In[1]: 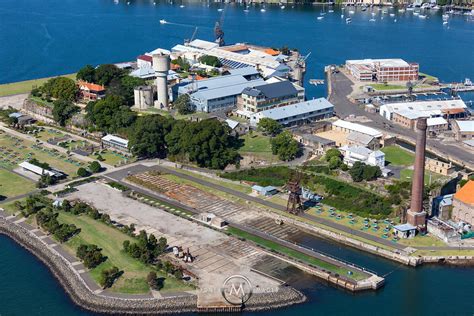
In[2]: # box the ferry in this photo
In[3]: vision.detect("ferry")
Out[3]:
[159,19,167,24]
[346,17,352,23]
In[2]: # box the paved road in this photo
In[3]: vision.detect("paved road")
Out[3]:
[107,164,409,251]
[117,164,474,251]
[103,166,375,280]
[328,71,474,169]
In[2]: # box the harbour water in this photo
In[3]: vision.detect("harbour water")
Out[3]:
[1,1,474,315]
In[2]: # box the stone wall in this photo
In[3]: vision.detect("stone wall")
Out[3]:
[0,216,306,314]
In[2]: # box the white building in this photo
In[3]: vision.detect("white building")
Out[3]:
[339,145,390,176]
[19,161,62,178]
[101,135,129,152]
[332,119,383,139]
[249,98,334,127]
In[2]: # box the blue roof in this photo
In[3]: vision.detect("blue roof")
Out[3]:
[228,67,259,77]
[242,81,297,99]
[9,112,23,118]
[256,98,334,121]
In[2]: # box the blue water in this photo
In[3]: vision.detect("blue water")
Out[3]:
[1,1,474,315]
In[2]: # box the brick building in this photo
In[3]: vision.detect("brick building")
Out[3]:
[346,58,419,82]
[452,180,474,226]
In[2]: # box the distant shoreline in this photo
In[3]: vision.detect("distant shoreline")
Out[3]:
[0,215,306,314]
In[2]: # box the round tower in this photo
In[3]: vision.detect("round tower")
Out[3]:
[152,53,170,109]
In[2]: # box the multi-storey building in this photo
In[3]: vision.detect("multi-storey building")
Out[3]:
[346,58,419,82]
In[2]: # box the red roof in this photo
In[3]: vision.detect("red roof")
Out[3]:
[78,81,105,92]
[137,55,153,63]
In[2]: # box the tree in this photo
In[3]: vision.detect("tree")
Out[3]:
[328,156,342,170]
[88,161,102,173]
[52,99,80,126]
[165,119,240,169]
[41,77,78,101]
[128,115,173,158]
[257,118,282,136]
[270,131,300,161]
[77,167,89,177]
[86,95,136,133]
[325,148,342,162]
[174,94,194,115]
[76,65,96,82]
[76,244,106,269]
[171,57,190,72]
[349,162,382,182]
[198,55,222,67]
[94,64,123,86]
[100,266,120,288]
[349,162,365,182]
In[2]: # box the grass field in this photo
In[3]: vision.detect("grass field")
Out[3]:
[381,146,414,166]
[371,84,406,91]
[399,169,447,185]
[0,74,76,97]
[0,131,85,177]
[91,151,133,167]
[227,227,367,281]
[238,133,279,162]
[58,212,192,294]
[0,169,36,198]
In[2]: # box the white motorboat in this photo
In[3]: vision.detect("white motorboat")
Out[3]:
[179,4,185,8]
[419,14,427,19]
[349,10,355,14]
[369,18,376,22]
[442,14,449,20]
[443,21,448,25]
[413,11,419,16]
[159,19,167,24]
[328,9,334,13]
[341,14,344,18]
[217,8,223,12]
[398,8,405,13]
[317,16,324,20]
[346,17,352,23]
[280,5,285,9]
[243,9,249,13]
[260,8,266,12]
[390,13,395,17]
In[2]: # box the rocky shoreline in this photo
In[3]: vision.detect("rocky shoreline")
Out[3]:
[0,216,306,314]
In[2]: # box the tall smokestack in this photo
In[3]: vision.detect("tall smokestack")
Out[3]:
[407,117,428,229]
[152,53,170,109]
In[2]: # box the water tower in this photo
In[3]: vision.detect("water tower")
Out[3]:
[152,53,170,109]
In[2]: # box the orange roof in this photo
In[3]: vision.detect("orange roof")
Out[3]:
[264,48,280,56]
[78,81,105,92]
[454,180,474,205]
[442,108,466,115]
[170,63,181,70]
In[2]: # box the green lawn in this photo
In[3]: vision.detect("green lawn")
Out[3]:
[58,212,192,294]
[399,169,447,185]
[239,133,278,161]
[0,169,36,198]
[381,146,414,166]
[370,84,407,91]
[227,227,367,281]
[0,74,76,97]
[0,131,86,177]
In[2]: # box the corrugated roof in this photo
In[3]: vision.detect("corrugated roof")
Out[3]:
[454,120,474,132]
[346,131,375,145]
[102,134,128,147]
[427,117,448,126]
[333,119,383,138]
[253,98,334,121]
[78,81,105,92]
[242,81,297,99]
[454,180,474,205]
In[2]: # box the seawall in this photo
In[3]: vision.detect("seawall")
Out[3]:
[0,215,306,314]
